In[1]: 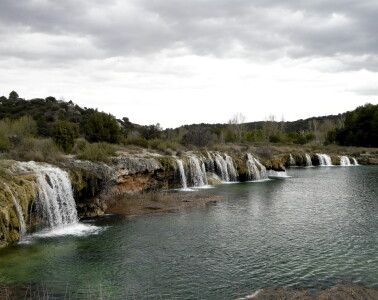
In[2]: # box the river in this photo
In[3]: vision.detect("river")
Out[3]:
[0,165,377,299]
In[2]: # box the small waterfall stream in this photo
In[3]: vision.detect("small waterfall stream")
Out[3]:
[206,152,215,173]
[352,157,359,165]
[3,183,27,238]
[17,162,78,228]
[289,154,296,166]
[316,154,333,166]
[340,156,351,166]
[224,154,238,181]
[175,159,188,189]
[305,153,313,167]
[201,160,208,185]
[214,152,230,181]
[188,156,207,187]
[246,153,268,181]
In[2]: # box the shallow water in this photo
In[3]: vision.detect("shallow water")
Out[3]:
[0,166,377,299]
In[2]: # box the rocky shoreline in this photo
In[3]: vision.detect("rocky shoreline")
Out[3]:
[237,281,378,300]
[0,150,377,247]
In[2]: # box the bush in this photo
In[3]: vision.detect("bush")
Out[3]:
[124,137,149,148]
[52,121,76,153]
[84,112,120,143]
[77,142,116,163]
[0,137,11,152]
[72,138,89,154]
[10,138,63,162]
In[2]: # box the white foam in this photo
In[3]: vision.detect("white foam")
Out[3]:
[191,185,214,189]
[20,223,102,242]
[246,179,272,183]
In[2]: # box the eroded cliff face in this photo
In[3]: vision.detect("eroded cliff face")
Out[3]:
[0,161,36,247]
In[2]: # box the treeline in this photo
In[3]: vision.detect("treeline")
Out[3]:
[327,103,378,147]
[0,91,376,161]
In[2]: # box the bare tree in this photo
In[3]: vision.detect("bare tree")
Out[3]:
[228,113,246,142]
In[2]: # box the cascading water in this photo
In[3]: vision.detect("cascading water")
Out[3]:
[340,156,351,166]
[201,161,208,185]
[351,157,359,165]
[316,154,333,166]
[214,152,230,181]
[187,156,207,187]
[224,154,238,181]
[206,152,215,173]
[305,153,313,167]
[289,154,296,166]
[17,162,78,228]
[3,183,26,237]
[246,153,268,181]
[175,159,188,189]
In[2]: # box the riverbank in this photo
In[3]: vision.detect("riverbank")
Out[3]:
[1,148,378,247]
[238,281,378,300]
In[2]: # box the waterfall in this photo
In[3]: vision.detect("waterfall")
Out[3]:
[188,156,207,187]
[339,156,351,166]
[214,152,230,181]
[206,152,215,173]
[3,183,26,237]
[289,154,296,166]
[316,154,333,166]
[17,162,78,228]
[246,153,268,181]
[351,157,359,165]
[175,159,188,189]
[224,154,238,181]
[305,153,313,167]
[201,161,208,185]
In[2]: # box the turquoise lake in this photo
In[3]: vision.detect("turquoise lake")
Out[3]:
[0,165,377,299]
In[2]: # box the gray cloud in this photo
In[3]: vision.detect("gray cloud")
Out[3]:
[1,0,378,71]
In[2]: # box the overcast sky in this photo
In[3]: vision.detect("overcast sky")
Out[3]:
[1,0,377,128]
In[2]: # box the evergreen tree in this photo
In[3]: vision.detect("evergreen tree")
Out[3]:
[9,91,19,99]
[84,112,120,143]
[52,121,76,153]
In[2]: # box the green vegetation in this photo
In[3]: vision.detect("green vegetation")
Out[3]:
[333,104,378,147]
[0,91,376,163]
[52,121,76,153]
[76,142,116,163]
[84,112,120,143]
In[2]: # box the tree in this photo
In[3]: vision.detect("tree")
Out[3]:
[9,91,19,100]
[228,113,246,143]
[141,123,162,140]
[334,103,378,147]
[84,112,120,143]
[181,126,213,147]
[52,121,76,153]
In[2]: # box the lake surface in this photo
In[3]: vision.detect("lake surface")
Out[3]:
[0,166,377,299]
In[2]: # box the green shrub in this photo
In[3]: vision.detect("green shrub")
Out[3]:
[124,137,148,148]
[52,121,76,153]
[77,142,116,163]
[72,138,89,154]
[10,138,63,162]
[84,112,120,143]
[0,137,11,152]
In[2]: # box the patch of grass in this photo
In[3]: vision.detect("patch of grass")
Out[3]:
[77,142,117,163]
[9,138,64,162]
[123,137,149,148]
